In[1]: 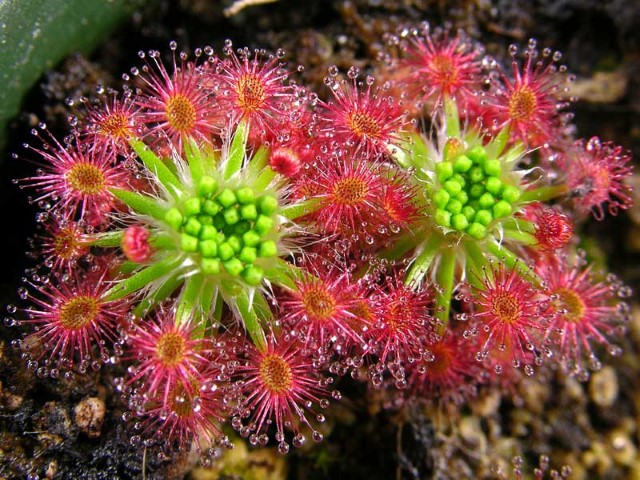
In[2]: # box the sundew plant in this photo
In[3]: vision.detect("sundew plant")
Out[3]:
[10,24,634,460]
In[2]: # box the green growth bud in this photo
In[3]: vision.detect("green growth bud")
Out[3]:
[493,200,512,219]
[201,258,221,275]
[227,235,242,253]
[468,166,485,184]
[467,145,488,164]
[239,246,257,264]
[453,155,472,173]
[434,189,450,209]
[435,209,452,228]
[258,195,278,215]
[469,184,484,199]
[478,192,496,210]
[224,258,244,277]
[482,159,501,177]
[467,222,487,240]
[240,204,258,221]
[200,225,217,241]
[183,197,202,217]
[242,265,264,286]
[203,199,221,216]
[485,177,503,196]
[243,230,261,247]
[462,205,476,222]
[451,213,469,231]
[455,191,468,205]
[183,217,202,237]
[223,207,239,225]
[181,233,199,252]
[199,239,218,258]
[218,242,234,261]
[236,187,255,205]
[436,162,454,183]
[165,207,183,230]
[198,176,218,197]
[443,179,462,196]
[217,188,237,208]
[258,240,277,258]
[502,185,521,203]
[475,209,493,226]
[255,215,274,235]
[446,199,463,215]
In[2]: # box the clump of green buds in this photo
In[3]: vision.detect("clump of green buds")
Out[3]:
[433,143,522,240]
[165,176,279,285]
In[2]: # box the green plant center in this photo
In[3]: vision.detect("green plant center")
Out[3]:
[67,163,106,195]
[59,296,99,330]
[432,145,522,239]
[259,353,293,395]
[164,176,279,285]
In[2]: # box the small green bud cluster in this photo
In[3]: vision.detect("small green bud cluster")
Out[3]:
[433,145,522,240]
[164,175,278,285]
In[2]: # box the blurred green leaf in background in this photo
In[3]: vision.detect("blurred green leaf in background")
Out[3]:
[0,0,133,151]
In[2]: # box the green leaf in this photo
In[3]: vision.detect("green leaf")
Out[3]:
[224,119,248,180]
[235,290,267,352]
[0,0,133,151]
[103,255,182,301]
[89,230,123,248]
[280,197,322,220]
[184,137,206,184]
[110,188,167,221]
[130,139,182,196]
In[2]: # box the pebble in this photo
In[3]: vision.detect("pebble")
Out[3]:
[74,397,106,438]
[589,366,619,407]
[608,428,636,466]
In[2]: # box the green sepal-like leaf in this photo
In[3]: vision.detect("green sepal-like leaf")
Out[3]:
[89,231,124,248]
[132,273,183,319]
[184,137,206,185]
[405,235,443,286]
[247,145,269,179]
[235,290,267,352]
[280,198,322,220]
[175,274,204,325]
[224,119,248,180]
[264,258,304,290]
[103,255,182,301]
[0,0,131,151]
[110,188,167,221]
[130,139,182,196]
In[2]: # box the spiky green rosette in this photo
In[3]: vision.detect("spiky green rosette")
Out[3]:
[94,121,316,349]
[392,97,565,327]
